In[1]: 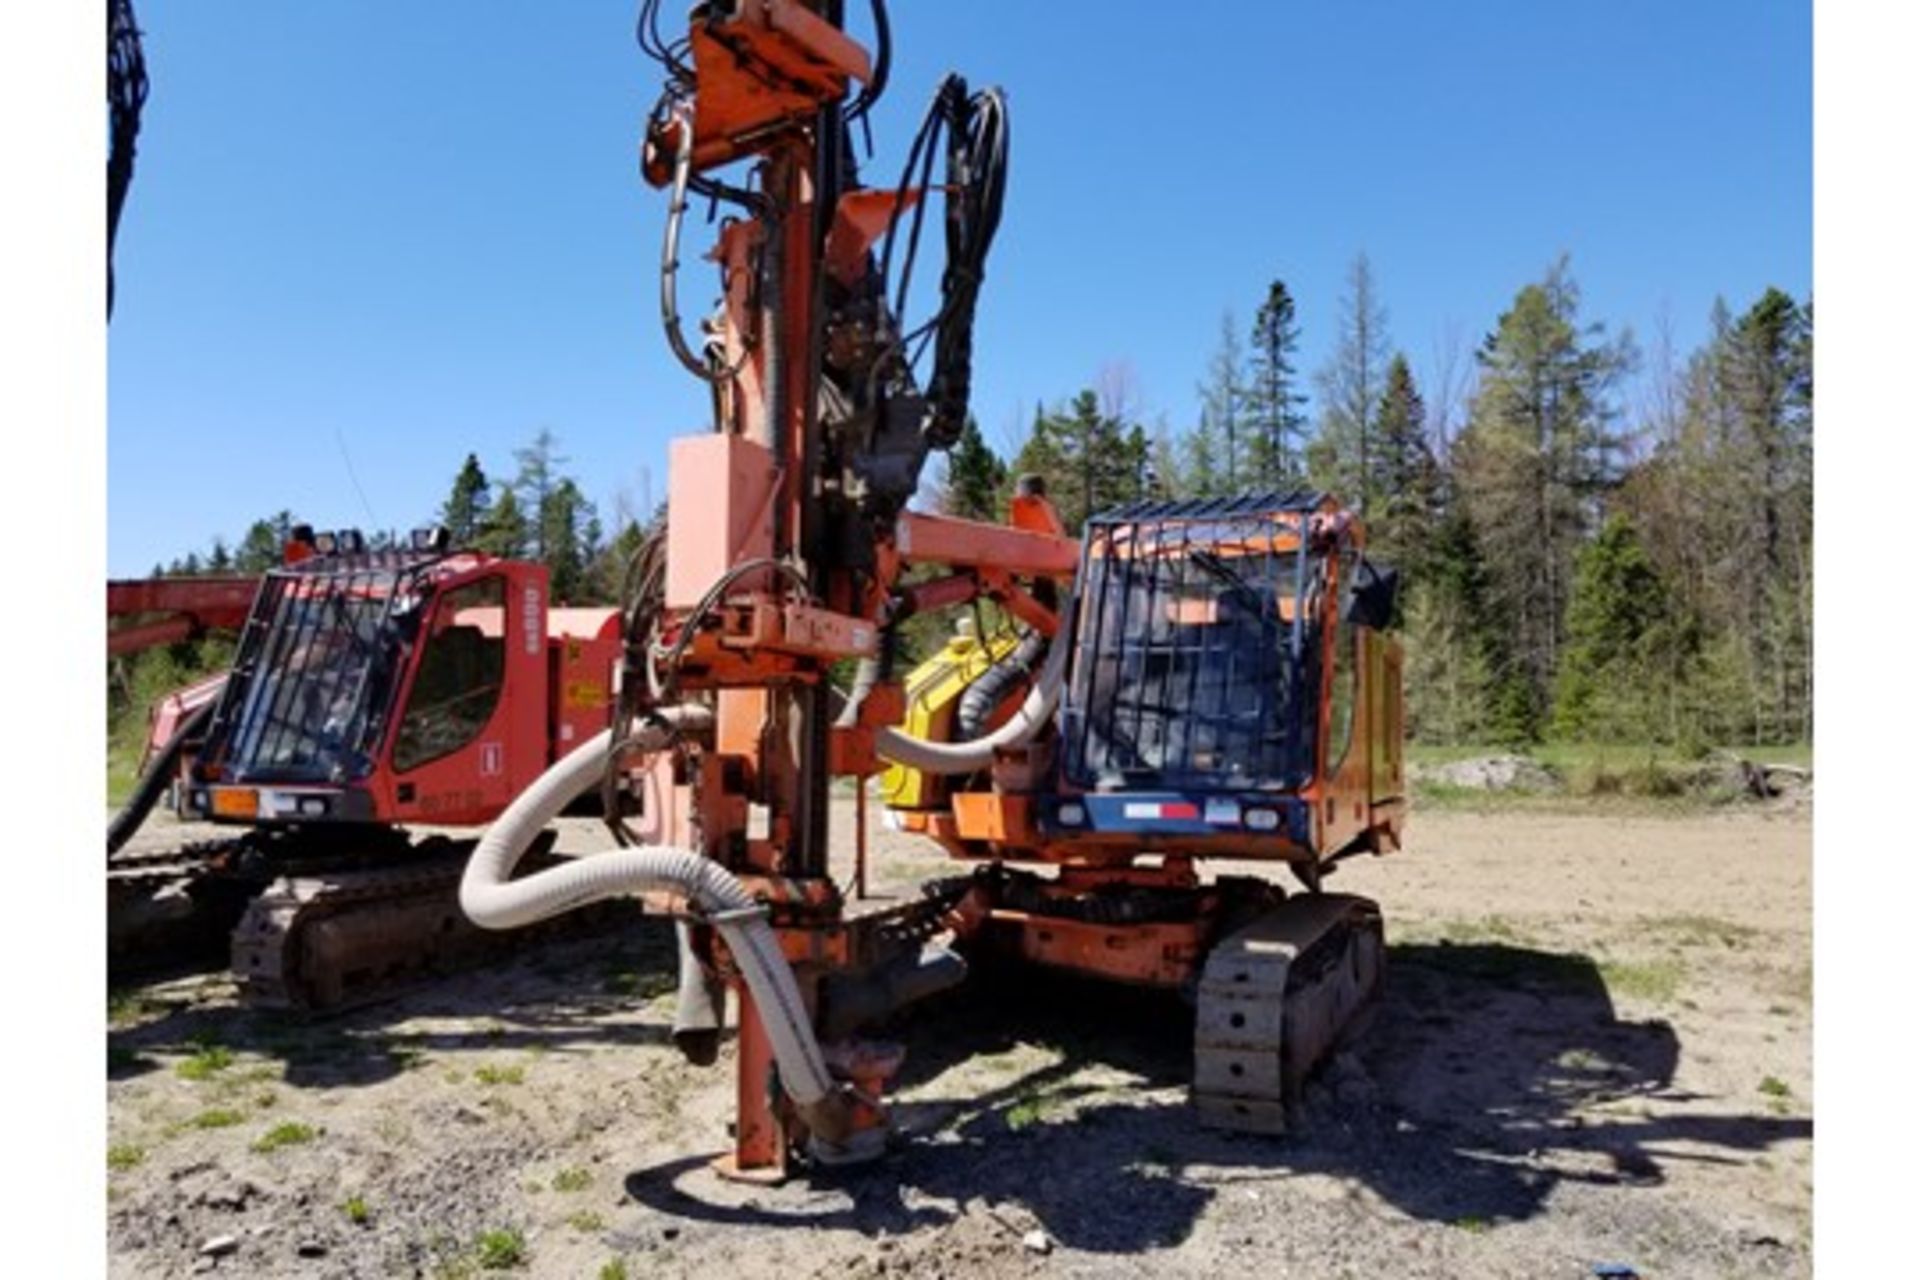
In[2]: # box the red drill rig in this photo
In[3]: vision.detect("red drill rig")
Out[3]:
[107,528,628,1009]
[457,0,1406,1180]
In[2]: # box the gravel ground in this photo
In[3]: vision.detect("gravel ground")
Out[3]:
[107,797,1812,1279]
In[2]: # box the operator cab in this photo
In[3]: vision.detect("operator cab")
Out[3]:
[1046,491,1403,860]
[183,533,548,828]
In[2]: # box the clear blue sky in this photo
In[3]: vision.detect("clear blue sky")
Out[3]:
[107,0,1809,575]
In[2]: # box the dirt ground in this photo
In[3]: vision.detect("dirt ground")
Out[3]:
[107,797,1812,1279]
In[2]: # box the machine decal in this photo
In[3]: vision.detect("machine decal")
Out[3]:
[522,585,542,655]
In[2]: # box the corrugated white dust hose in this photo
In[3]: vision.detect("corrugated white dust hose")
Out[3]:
[871,629,1069,774]
[459,715,843,1123]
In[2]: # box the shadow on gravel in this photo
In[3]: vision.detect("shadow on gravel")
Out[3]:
[106,924,680,1089]
[625,941,1811,1255]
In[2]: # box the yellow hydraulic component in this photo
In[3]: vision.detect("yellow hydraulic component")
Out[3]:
[881,626,1021,810]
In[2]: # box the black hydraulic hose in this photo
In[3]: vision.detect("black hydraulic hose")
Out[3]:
[956,629,1046,740]
[108,696,214,856]
[107,0,148,318]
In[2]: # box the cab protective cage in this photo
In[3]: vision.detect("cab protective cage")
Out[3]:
[1057,491,1332,796]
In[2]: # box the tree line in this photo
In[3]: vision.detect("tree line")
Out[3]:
[138,256,1811,752]
[939,253,1811,750]
[144,428,644,608]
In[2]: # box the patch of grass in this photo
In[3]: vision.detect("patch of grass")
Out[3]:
[107,1142,145,1171]
[1436,915,1529,946]
[1641,914,1761,950]
[190,1107,245,1129]
[344,1195,371,1225]
[474,1063,526,1087]
[1005,1090,1058,1131]
[1555,1048,1607,1073]
[601,970,644,997]
[108,989,156,1026]
[1598,957,1685,1004]
[175,1042,235,1081]
[1452,1215,1491,1234]
[599,1261,629,1280]
[551,1167,592,1193]
[1404,940,1594,993]
[251,1121,317,1153]
[566,1211,606,1233]
[473,1227,527,1270]
[1759,1075,1794,1113]
[387,1044,428,1072]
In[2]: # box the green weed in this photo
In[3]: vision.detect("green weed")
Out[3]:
[598,1261,629,1280]
[175,1043,235,1081]
[566,1210,606,1233]
[190,1108,244,1129]
[344,1195,371,1225]
[473,1228,527,1270]
[251,1121,317,1152]
[1005,1091,1057,1131]
[107,1143,145,1171]
[1598,957,1685,1004]
[474,1064,526,1087]
[1642,914,1761,950]
[551,1167,592,1193]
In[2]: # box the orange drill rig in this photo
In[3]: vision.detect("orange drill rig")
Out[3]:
[456,0,1407,1179]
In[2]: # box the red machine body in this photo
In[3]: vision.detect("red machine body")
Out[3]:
[133,551,620,831]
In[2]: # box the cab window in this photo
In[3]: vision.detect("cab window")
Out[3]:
[393,577,506,772]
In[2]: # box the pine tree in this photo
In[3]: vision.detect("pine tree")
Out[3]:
[940,417,1006,520]
[1551,515,1679,742]
[1452,256,1633,724]
[539,478,598,603]
[235,512,296,572]
[1197,312,1247,492]
[1008,391,1143,533]
[1310,253,1390,512]
[1181,404,1224,499]
[441,453,492,547]
[206,538,233,573]
[513,429,567,561]
[476,489,530,559]
[1245,280,1308,488]
[592,517,650,605]
[1366,353,1440,577]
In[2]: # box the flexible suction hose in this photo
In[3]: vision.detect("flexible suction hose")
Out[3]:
[109,695,218,856]
[870,631,1068,775]
[459,714,850,1135]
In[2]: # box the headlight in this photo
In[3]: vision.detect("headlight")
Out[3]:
[1244,807,1282,832]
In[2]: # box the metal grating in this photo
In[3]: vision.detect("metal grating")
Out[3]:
[1059,503,1328,793]
[204,564,429,784]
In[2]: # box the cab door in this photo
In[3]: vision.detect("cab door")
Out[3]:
[378,563,548,825]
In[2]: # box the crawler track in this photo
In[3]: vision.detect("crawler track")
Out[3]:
[1192,893,1384,1133]
[110,830,636,1012]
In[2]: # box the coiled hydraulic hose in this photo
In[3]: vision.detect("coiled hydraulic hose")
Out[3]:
[460,713,855,1141]
[955,629,1047,740]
